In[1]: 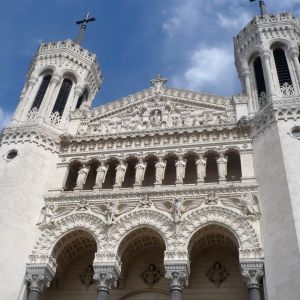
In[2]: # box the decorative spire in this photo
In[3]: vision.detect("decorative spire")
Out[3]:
[150,75,167,94]
[250,0,268,16]
[74,13,96,46]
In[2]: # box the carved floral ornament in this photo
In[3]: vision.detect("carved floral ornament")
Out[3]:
[29,204,263,266]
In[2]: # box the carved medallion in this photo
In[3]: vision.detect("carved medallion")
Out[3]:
[141,264,163,289]
[206,262,230,287]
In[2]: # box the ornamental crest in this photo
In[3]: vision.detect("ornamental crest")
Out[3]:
[141,264,163,289]
[206,262,230,288]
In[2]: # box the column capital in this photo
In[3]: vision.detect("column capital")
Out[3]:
[74,85,84,96]
[93,262,121,293]
[288,46,299,59]
[28,76,38,86]
[240,259,264,289]
[260,50,272,61]
[26,264,55,293]
[164,261,190,292]
[50,74,62,86]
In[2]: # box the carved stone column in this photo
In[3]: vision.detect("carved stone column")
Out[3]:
[11,76,38,124]
[261,50,276,98]
[70,85,84,111]
[240,260,264,300]
[36,74,62,122]
[164,261,190,300]
[216,153,228,184]
[195,155,207,185]
[289,47,300,91]
[26,264,55,300]
[93,262,121,300]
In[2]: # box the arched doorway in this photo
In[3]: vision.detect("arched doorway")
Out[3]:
[187,224,264,299]
[41,229,98,299]
[110,227,170,300]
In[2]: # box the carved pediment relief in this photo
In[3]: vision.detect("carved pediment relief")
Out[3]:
[76,96,236,137]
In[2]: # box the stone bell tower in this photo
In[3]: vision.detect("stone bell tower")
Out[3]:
[234,6,300,299]
[0,16,103,300]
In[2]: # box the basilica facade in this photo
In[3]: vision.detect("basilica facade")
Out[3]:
[1,7,300,300]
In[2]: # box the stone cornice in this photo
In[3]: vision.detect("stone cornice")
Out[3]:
[45,183,258,203]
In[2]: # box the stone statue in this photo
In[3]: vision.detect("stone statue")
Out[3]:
[42,205,55,224]
[175,157,187,183]
[94,162,109,188]
[166,115,174,128]
[194,114,205,126]
[114,161,128,187]
[76,165,90,189]
[206,262,230,288]
[150,110,162,127]
[79,265,95,288]
[205,113,214,125]
[216,155,228,180]
[173,196,183,223]
[141,264,163,289]
[155,158,167,184]
[195,156,207,181]
[107,200,119,224]
[135,159,147,185]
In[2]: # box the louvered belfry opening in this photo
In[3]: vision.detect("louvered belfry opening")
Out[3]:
[253,57,267,98]
[30,75,51,110]
[52,79,73,116]
[273,48,292,87]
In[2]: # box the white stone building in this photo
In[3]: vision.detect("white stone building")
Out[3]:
[1,4,300,300]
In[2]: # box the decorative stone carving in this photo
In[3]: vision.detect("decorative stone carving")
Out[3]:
[206,262,230,287]
[281,82,295,97]
[240,260,264,290]
[204,192,219,205]
[138,196,153,209]
[175,156,187,183]
[164,262,190,292]
[26,264,55,294]
[76,165,90,189]
[90,200,136,225]
[221,192,259,217]
[79,265,96,288]
[49,111,62,126]
[27,107,39,120]
[150,75,168,94]
[37,204,75,226]
[76,199,90,211]
[114,161,128,187]
[154,196,202,223]
[141,264,163,289]
[94,162,109,189]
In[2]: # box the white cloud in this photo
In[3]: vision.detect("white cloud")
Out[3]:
[0,107,13,132]
[217,10,252,29]
[171,44,237,96]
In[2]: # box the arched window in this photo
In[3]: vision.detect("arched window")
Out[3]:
[253,57,267,108]
[64,162,81,191]
[273,49,292,87]
[30,75,51,110]
[226,151,242,182]
[52,79,73,116]
[75,89,88,110]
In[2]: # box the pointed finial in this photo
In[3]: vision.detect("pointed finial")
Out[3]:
[74,13,96,46]
[250,0,268,16]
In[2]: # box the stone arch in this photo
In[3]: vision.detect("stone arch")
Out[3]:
[180,207,261,253]
[32,65,56,79]
[246,48,263,66]
[60,69,81,85]
[118,288,173,300]
[107,209,175,253]
[269,39,293,51]
[30,213,106,259]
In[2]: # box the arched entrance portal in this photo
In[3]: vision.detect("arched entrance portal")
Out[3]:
[187,224,264,300]
[41,229,98,299]
[109,227,170,300]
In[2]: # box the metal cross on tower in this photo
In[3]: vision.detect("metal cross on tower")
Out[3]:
[74,13,96,46]
[250,0,268,16]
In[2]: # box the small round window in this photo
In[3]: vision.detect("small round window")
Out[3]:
[292,128,300,138]
[6,150,18,160]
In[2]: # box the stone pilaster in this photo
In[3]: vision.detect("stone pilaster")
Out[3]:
[164,261,190,300]
[240,260,264,300]
[26,264,55,300]
[93,262,121,300]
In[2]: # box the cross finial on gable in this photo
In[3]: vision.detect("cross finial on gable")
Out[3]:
[150,75,168,94]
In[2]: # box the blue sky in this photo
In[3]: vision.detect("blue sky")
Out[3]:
[1,0,300,130]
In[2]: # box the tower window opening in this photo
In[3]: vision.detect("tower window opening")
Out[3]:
[76,95,84,110]
[52,79,73,116]
[30,75,51,111]
[253,57,267,107]
[273,49,292,87]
